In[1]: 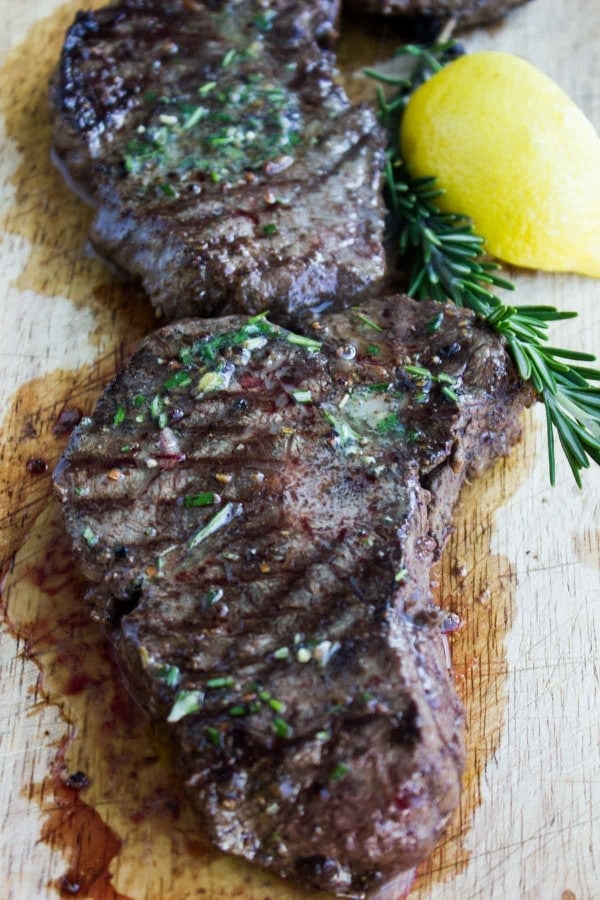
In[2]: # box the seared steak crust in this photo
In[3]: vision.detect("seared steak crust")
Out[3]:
[54,294,532,896]
[51,0,386,322]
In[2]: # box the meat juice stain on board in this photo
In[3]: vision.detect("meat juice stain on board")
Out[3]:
[40,738,125,900]
[412,463,522,895]
[0,2,534,897]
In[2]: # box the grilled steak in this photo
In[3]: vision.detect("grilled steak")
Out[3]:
[50,0,386,322]
[53,294,532,897]
[349,0,530,30]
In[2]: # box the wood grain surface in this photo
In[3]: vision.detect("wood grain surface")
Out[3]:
[0,1,598,899]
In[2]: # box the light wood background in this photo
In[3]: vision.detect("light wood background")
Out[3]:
[0,1,598,898]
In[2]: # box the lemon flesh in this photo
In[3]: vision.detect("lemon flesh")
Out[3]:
[400,51,600,278]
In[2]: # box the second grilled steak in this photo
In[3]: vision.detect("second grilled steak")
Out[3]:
[53,294,533,897]
[51,0,386,322]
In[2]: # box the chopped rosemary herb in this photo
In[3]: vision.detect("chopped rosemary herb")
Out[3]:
[150,394,164,420]
[205,726,222,746]
[198,82,217,97]
[262,223,278,235]
[229,705,247,717]
[426,312,444,333]
[158,182,178,198]
[355,312,383,332]
[205,675,235,689]
[113,405,126,427]
[188,502,241,550]
[133,394,146,408]
[253,9,277,29]
[272,716,292,738]
[407,425,425,443]
[322,411,360,448]
[176,316,323,388]
[366,343,381,357]
[376,413,404,434]
[202,587,224,607]
[330,762,350,782]
[183,492,217,508]
[291,389,312,404]
[181,106,207,130]
[164,370,192,391]
[167,689,203,723]
[286,333,322,352]
[405,364,432,379]
[362,382,390,393]
[82,525,99,548]
[441,385,459,404]
[156,664,181,688]
[404,364,459,404]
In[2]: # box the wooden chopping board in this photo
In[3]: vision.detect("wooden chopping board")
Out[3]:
[0,1,598,898]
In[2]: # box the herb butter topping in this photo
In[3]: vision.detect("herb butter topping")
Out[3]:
[124,49,301,192]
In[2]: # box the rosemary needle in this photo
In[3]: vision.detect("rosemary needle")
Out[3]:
[365,42,600,487]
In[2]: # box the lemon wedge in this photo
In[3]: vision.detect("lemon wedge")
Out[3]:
[400,51,600,278]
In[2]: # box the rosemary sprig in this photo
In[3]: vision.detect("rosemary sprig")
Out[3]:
[366,43,600,486]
